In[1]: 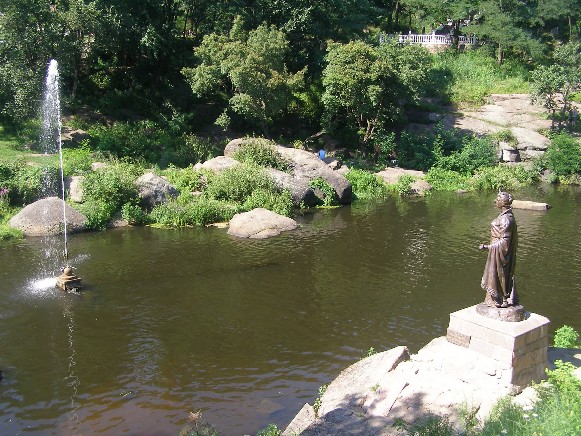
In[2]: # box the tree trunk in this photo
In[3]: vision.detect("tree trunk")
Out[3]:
[497,44,503,65]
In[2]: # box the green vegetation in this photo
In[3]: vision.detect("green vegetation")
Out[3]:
[77,162,142,230]
[346,169,389,200]
[553,325,580,348]
[313,384,329,417]
[255,424,282,436]
[232,139,291,172]
[309,177,339,207]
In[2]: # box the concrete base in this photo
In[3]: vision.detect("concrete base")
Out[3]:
[447,305,550,388]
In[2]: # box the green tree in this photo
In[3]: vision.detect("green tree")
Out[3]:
[321,40,431,153]
[531,41,581,128]
[538,0,581,41]
[466,0,544,64]
[182,17,305,136]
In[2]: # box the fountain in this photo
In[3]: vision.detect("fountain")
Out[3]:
[42,59,82,292]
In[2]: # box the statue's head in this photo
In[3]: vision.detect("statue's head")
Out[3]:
[496,191,513,207]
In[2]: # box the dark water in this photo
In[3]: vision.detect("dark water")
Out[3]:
[1,187,580,435]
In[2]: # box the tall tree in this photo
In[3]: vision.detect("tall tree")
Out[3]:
[182,17,305,136]
[321,40,431,151]
[538,0,581,41]
[466,0,544,64]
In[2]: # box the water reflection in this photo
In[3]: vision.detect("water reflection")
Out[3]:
[0,187,580,435]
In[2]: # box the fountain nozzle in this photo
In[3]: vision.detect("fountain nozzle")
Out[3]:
[56,265,82,292]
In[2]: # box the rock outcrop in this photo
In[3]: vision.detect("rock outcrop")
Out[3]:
[227,208,297,239]
[283,337,580,436]
[193,156,240,172]
[375,168,432,196]
[224,138,353,204]
[8,197,87,236]
[265,168,319,207]
[135,172,179,209]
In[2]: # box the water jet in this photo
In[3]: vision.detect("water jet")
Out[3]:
[42,59,82,291]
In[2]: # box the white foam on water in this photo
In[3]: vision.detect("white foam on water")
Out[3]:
[29,277,58,293]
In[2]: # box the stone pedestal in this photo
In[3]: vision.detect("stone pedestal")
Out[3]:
[446,305,550,388]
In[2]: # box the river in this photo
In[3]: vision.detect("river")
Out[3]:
[0,186,579,435]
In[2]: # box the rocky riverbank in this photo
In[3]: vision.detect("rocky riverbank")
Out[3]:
[283,333,581,435]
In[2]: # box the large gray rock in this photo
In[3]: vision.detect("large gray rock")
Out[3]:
[194,156,240,173]
[224,138,353,204]
[136,172,179,209]
[265,168,319,207]
[65,175,84,203]
[227,208,297,239]
[9,197,87,236]
[275,147,352,204]
[375,168,432,196]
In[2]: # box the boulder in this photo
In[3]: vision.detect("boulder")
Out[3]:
[375,167,432,195]
[135,172,179,210]
[265,168,319,207]
[60,127,90,147]
[276,147,352,204]
[227,208,297,239]
[193,156,240,173]
[91,162,108,171]
[9,197,87,236]
[65,175,84,203]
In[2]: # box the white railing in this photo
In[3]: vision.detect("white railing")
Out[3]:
[379,33,477,46]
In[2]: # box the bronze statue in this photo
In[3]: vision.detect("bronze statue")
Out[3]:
[479,191,518,308]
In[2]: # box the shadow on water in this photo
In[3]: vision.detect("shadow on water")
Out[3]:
[0,187,580,435]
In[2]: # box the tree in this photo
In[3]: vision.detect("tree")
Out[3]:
[531,42,581,129]
[538,0,581,41]
[466,0,544,64]
[182,17,305,136]
[321,40,431,153]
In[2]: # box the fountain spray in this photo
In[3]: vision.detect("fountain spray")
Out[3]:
[42,59,81,291]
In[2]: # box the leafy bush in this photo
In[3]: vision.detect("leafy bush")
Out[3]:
[386,174,415,196]
[470,165,538,191]
[62,145,94,176]
[309,177,339,206]
[543,133,581,177]
[242,188,294,216]
[232,138,291,171]
[121,201,149,225]
[345,169,388,200]
[162,165,209,193]
[78,162,141,229]
[150,196,239,227]
[435,136,497,174]
[425,167,471,191]
[0,159,60,204]
[395,127,463,172]
[553,325,580,348]
[204,164,277,203]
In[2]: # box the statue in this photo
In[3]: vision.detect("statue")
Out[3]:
[479,191,518,308]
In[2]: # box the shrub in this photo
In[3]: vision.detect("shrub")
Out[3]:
[425,167,471,191]
[470,165,538,191]
[62,144,94,176]
[78,162,141,229]
[204,164,277,203]
[162,165,209,193]
[345,169,388,200]
[121,201,149,225]
[387,174,415,196]
[436,136,497,174]
[0,159,60,204]
[553,325,580,348]
[150,196,239,227]
[543,133,581,177]
[232,138,291,171]
[309,177,339,206]
[242,188,294,216]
